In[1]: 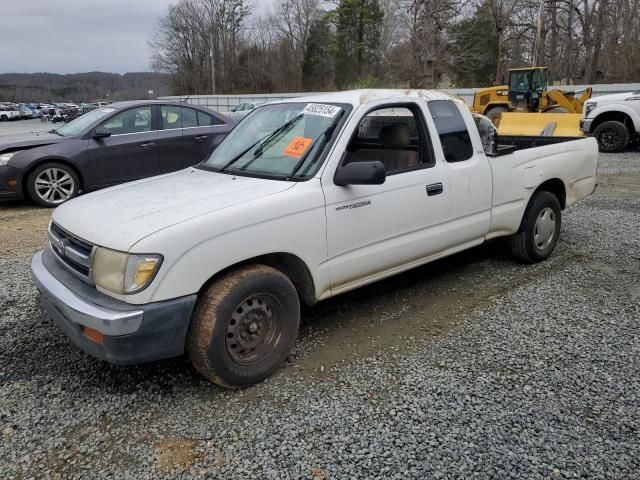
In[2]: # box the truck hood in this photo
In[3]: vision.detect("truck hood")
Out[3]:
[0,131,68,152]
[52,168,294,251]
[590,92,638,103]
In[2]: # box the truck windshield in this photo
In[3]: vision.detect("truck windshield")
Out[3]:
[201,102,346,180]
[55,107,116,137]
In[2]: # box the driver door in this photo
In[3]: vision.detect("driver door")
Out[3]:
[321,102,452,294]
[85,105,159,187]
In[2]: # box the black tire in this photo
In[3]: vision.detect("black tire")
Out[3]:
[0,115,8,122]
[187,264,300,388]
[485,106,509,128]
[593,120,630,153]
[26,162,80,208]
[509,191,561,263]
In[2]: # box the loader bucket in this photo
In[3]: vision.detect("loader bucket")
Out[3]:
[497,112,584,137]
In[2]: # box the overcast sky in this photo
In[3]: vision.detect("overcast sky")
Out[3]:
[0,0,273,75]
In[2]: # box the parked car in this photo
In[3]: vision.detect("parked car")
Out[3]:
[0,105,20,121]
[580,91,640,152]
[0,100,235,207]
[226,102,262,121]
[29,90,598,388]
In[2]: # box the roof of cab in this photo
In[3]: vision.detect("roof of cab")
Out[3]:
[276,89,462,108]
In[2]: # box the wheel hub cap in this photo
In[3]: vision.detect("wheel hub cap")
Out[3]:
[35,168,74,204]
[225,295,281,365]
[534,207,556,250]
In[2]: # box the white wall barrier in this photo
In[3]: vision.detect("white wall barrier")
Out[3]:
[159,83,640,112]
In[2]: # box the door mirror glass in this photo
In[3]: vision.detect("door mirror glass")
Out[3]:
[92,126,111,138]
[334,161,386,186]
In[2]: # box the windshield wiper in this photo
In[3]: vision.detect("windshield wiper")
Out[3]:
[219,113,304,173]
[48,129,64,137]
[289,112,343,179]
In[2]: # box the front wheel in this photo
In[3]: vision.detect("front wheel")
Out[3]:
[187,265,300,388]
[485,106,509,128]
[26,163,80,208]
[593,120,630,153]
[509,191,561,263]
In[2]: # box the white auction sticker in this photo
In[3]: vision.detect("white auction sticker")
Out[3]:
[302,103,341,118]
[101,108,116,113]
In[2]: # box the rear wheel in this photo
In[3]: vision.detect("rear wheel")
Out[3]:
[510,191,561,263]
[26,162,79,208]
[485,106,509,128]
[187,265,300,388]
[593,120,630,153]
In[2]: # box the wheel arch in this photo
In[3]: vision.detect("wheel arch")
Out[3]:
[591,110,634,133]
[533,178,566,210]
[199,252,317,306]
[23,157,84,194]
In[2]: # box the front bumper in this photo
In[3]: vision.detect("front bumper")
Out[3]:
[30,248,197,365]
[0,165,24,200]
[580,118,593,134]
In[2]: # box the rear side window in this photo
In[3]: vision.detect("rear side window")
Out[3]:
[429,100,473,162]
[197,110,223,126]
[181,107,198,128]
[160,105,181,129]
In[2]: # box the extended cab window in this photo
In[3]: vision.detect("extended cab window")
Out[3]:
[101,106,151,135]
[429,100,473,162]
[344,105,431,174]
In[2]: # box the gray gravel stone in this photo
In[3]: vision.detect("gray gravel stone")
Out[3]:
[0,149,639,479]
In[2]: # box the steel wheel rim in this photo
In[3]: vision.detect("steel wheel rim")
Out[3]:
[35,168,75,204]
[534,207,556,250]
[225,294,283,366]
[599,128,621,149]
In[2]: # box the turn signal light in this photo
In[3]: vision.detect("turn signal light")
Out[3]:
[83,326,104,345]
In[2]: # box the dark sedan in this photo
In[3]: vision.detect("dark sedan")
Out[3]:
[0,100,235,207]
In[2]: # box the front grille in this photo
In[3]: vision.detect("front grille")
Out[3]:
[49,222,95,283]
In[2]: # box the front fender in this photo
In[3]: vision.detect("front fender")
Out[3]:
[590,104,640,133]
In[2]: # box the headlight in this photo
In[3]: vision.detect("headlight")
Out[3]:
[92,247,162,294]
[584,102,597,117]
[625,96,640,101]
[0,152,16,166]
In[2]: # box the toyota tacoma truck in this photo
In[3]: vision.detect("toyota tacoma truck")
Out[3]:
[580,91,640,152]
[31,90,598,388]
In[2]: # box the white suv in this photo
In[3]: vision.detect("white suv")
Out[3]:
[581,91,640,152]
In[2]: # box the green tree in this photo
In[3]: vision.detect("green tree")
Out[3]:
[302,17,335,91]
[331,0,383,89]
[448,2,499,87]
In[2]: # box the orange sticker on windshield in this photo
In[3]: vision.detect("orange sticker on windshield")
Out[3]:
[283,137,313,158]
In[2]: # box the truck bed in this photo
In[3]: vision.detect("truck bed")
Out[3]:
[493,135,586,156]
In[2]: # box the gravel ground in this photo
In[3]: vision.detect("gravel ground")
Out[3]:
[1,149,639,479]
[0,118,50,137]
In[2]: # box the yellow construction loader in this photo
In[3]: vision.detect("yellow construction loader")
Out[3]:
[470,67,592,137]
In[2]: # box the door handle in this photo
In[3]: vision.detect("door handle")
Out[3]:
[195,135,209,141]
[426,182,444,196]
[140,142,155,148]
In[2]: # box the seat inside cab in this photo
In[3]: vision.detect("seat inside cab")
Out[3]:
[345,106,425,173]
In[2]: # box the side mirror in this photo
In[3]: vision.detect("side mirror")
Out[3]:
[334,161,386,186]
[92,126,111,139]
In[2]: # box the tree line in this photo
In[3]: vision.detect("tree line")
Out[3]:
[150,0,640,95]
[0,72,171,103]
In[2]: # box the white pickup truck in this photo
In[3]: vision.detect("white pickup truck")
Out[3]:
[580,90,640,152]
[31,90,598,387]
